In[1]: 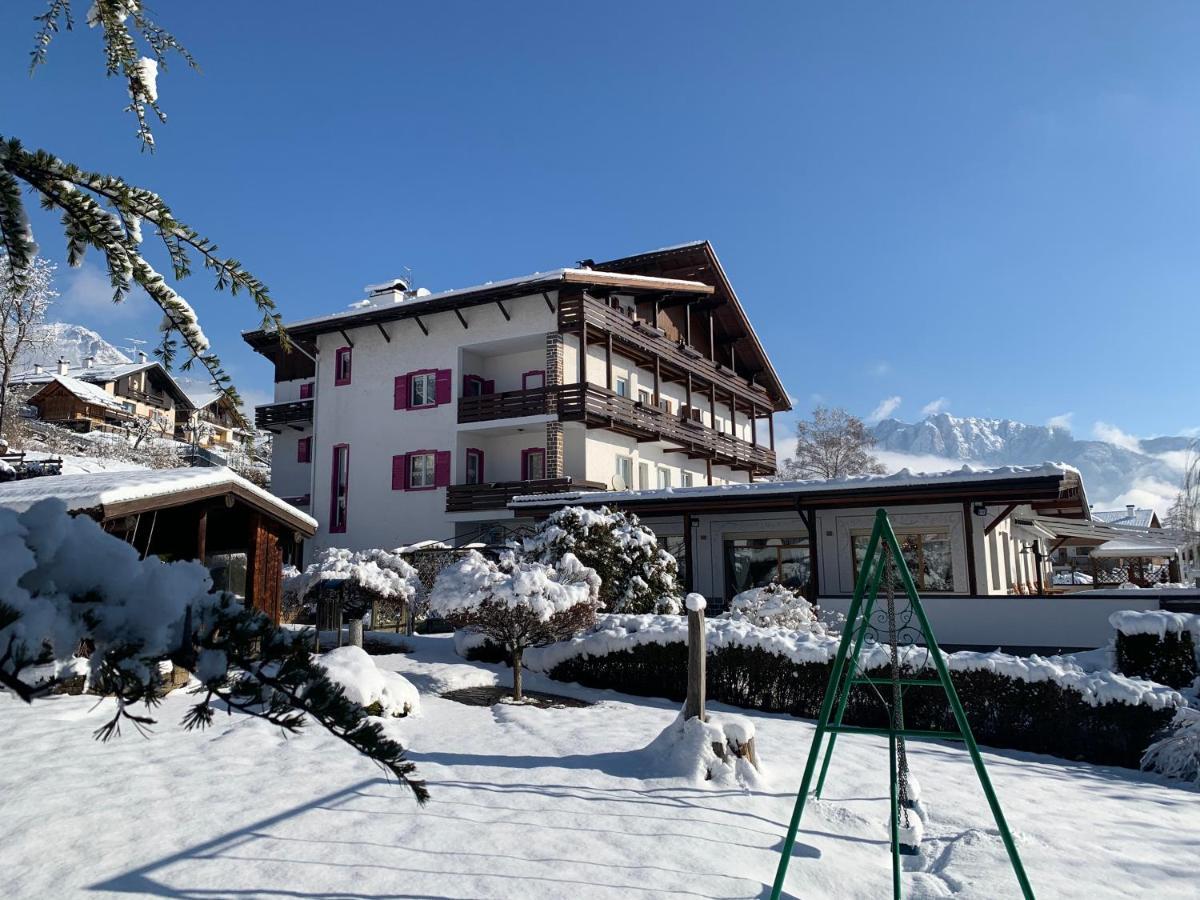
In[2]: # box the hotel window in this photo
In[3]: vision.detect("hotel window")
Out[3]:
[659,397,674,415]
[465,448,484,485]
[297,435,312,464]
[615,377,629,398]
[523,448,546,481]
[638,388,652,406]
[523,370,546,390]
[682,471,694,487]
[408,451,436,489]
[410,371,438,408]
[334,347,352,386]
[657,467,672,489]
[851,530,953,593]
[615,455,633,489]
[638,461,651,490]
[724,535,810,598]
[329,444,350,533]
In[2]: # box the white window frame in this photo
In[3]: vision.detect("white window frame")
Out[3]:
[657,467,672,489]
[638,461,651,490]
[615,455,633,488]
[682,471,694,487]
[615,377,629,398]
[409,452,436,489]
[410,372,438,408]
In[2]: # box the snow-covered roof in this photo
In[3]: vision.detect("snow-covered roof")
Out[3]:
[510,462,1078,507]
[1092,508,1157,528]
[1090,537,1178,558]
[33,375,128,413]
[185,390,221,410]
[0,467,317,534]
[274,267,715,332]
[9,360,193,407]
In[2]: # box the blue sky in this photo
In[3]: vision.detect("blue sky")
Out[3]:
[3,2,1198,440]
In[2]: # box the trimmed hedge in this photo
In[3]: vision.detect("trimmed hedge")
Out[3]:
[534,642,1174,768]
[1115,630,1198,689]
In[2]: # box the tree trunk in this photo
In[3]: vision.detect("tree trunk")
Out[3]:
[0,370,11,440]
[348,617,364,648]
[512,645,524,701]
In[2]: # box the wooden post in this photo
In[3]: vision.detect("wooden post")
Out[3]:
[707,310,715,361]
[685,372,692,412]
[348,617,364,648]
[706,457,713,486]
[684,595,707,721]
[578,324,587,385]
[653,355,661,406]
[768,413,775,450]
[751,402,758,447]
[196,508,207,564]
[963,502,979,596]
[682,514,694,593]
[605,333,613,391]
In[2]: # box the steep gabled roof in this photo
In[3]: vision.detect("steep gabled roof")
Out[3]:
[593,241,789,410]
[30,375,130,414]
[9,360,194,409]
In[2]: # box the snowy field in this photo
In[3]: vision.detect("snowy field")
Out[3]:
[2,635,1197,899]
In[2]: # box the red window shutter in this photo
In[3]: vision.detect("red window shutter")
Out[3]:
[477,448,485,482]
[392,454,405,490]
[434,450,451,487]
[394,374,409,410]
[297,436,311,463]
[483,379,495,395]
[300,382,313,399]
[435,369,452,405]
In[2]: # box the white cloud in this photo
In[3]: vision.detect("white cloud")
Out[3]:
[873,449,979,475]
[55,262,141,320]
[866,395,902,424]
[1097,477,1181,517]
[919,397,948,417]
[868,360,891,376]
[1091,421,1143,453]
[1046,412,1074,432]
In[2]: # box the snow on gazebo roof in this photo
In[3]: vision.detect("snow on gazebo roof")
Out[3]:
[0,466,317,534]
[1090,537,1178,559]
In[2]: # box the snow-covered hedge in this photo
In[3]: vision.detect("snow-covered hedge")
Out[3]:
[523,506,681,614]
[1109,610,1199,689]
[726,583,819,631]
[505,614,1184,768]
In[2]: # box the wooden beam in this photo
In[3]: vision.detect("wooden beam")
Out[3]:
[542,292,556,313]
[375,323,391,343]
[605,333,613,391]
[196,507,207,563]
[454,309,469,330]
[963,502,979,596]
[751,402,758,447]
[706,457,713,486]
[578,325,587,384]
[768,414,775,451]
[684,303,691,346]
[984,502,1018,535]
[682,513,694,593]
[496,300,511,321]
[805,506,820,604]
[413,315,429,336]
[653,355,661,406]
[338,329,354,348]
[707,310,715,361]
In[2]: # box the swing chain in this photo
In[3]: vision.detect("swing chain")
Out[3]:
[885,545,912,827]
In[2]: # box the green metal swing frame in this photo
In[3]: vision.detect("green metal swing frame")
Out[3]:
[769,508,1035,900]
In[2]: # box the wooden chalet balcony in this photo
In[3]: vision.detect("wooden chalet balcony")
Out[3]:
[458,386,553,423]
[254,398,314,431]
[446,477,606,513]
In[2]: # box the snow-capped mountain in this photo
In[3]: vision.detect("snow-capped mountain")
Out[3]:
[15,322,131,370]
[871,413,1186,510]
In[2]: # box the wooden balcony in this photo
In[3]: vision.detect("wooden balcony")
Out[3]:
[458,386,553,423]
[255,398,314,431]
[446,477,606,513]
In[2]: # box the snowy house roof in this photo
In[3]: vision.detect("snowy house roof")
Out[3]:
[31,375,130,414]
[1090,537,1178,559]
[511,462,1085,515]
[1092,508,1159,529]
[9,360,194,408]
[0,467,317,535]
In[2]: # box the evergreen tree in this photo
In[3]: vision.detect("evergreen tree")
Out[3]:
[524,506,682,614]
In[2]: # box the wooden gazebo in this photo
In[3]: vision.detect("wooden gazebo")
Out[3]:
[0,468,316,621]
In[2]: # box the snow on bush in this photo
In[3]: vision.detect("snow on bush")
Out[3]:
[318,646,419,717]
[726,582,819,631]
[1142,707,1200,786]
[430,550,600,699]
[0,498,427,801]
[293,547,421,627]
[643,712,763,788]
[523,506,681,615]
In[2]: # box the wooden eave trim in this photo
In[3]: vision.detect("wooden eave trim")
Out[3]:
[561,269,714,294]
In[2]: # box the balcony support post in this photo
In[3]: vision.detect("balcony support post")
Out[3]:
[605,333,613,391]
[751,402,758,447]
[685,372,692,413]
[706,457,713,486]
[578,325,588,385]
[708,310,715,361]
[653,355,661,406]
[768,413,775,451]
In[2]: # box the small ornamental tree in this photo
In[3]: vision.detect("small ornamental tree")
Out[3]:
[0,499,427,802]
[295,548,421,642]
[726,582,819,632]
[524,506,681,614]
[428,550,600,700]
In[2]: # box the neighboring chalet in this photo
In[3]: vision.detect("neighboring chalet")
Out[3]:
[0,468,316,621]
[178,390,250,452]
[1052,505,1162,573]
[244,241,791,549]
[11,354,191,438]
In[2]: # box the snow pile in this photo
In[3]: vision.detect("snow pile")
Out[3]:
[523,614,1186,711]
[727,583,820,631]
[1110,610,1200,639]
[684,592,707,612]
[642,712,763,788]
[1054,571,1093,585]
[317,646,419,717]
[429,550,599,621]
[294,547,420,603]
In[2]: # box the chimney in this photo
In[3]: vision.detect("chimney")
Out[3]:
[57,357,69,376]
[137,350,147,363]
[33,363,42,375]
[1126,504,1136,517]
[83,356,94,369]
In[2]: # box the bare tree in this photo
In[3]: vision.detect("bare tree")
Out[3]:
[1166,439,1200,534]
[0,254,55,438]
[781,405,887,480]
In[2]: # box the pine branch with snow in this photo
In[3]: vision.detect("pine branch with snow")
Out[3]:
[523,506,682,615]
[1141,706,1200,786]
[0,498,427,802]
[429,550,600,700]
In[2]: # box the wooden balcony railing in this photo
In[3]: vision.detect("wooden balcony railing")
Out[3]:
[458,386,554,423]
[255,398,314,431]
[446,477,606,513]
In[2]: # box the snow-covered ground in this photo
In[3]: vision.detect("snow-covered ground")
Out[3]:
[2,635,1196,899]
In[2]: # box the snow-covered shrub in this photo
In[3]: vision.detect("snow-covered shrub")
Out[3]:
[429,550,600,700]
[644,712,763,788]
[522,614,1182,768]
[318,646,420,717]
[294,547,421,634]
[1141,707,1200,785]
[0,499,427,801]
[523,506,681,614]
[1111,610,1199,689]
[727,583,819,631]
